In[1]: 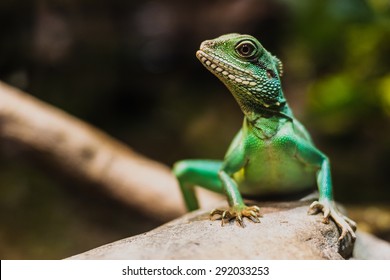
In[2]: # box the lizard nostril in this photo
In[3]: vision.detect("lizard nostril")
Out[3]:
[200,40,215,50]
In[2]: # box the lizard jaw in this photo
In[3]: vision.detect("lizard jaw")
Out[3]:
[196,50,285,111]
[196,50,258,88]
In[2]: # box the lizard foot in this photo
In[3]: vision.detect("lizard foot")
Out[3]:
[210,205,262,227]
[308,200,356,241]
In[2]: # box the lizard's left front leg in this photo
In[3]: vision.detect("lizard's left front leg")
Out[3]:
[295,140,356,241]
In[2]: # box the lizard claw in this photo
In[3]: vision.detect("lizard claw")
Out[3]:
[308,200,356,241]
[210,205,262,227]
[342,214,357,231]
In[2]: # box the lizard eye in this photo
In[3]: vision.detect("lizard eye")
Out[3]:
[235,40,257,59]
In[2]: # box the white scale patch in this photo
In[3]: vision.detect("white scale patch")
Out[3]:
[198,51,257,87]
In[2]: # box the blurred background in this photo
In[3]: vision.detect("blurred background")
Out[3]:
[0,0,389,259]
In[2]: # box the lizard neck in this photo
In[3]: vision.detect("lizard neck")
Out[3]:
[243,104,293,140]
[239,94,294,124]
[226,82,293,123]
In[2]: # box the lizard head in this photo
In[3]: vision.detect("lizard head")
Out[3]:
[196,33,286,116]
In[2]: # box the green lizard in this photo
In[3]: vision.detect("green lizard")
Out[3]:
[173,33,356,241]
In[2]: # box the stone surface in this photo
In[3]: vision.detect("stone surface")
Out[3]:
[353,231,390,259]
[68,201,354,260]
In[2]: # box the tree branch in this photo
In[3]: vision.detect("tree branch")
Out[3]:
[0,81,189,220]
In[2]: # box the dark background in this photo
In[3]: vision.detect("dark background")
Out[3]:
[1,0,389,259]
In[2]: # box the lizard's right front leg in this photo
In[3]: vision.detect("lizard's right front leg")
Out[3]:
[173,159,224,211]
[173,159,261,226]
[214,170,261,226]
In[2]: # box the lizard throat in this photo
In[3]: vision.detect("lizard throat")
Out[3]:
[196,50,286,113]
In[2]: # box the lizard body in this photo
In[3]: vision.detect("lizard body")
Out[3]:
[173,33,356,241]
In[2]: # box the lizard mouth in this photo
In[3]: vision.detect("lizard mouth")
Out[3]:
[196,50,259,88]
[196,50,286,110]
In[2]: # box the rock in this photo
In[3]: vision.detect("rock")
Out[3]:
[353,231,390,259]
[67,201,354,259]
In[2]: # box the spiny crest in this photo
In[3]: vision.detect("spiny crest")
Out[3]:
[273,56,283,77]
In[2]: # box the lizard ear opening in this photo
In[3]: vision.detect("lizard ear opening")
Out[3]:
[273,56,283,77]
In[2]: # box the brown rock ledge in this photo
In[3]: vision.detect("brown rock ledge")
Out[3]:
[68,201,355,260]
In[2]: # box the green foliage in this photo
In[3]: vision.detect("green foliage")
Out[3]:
[288,0,390,135]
